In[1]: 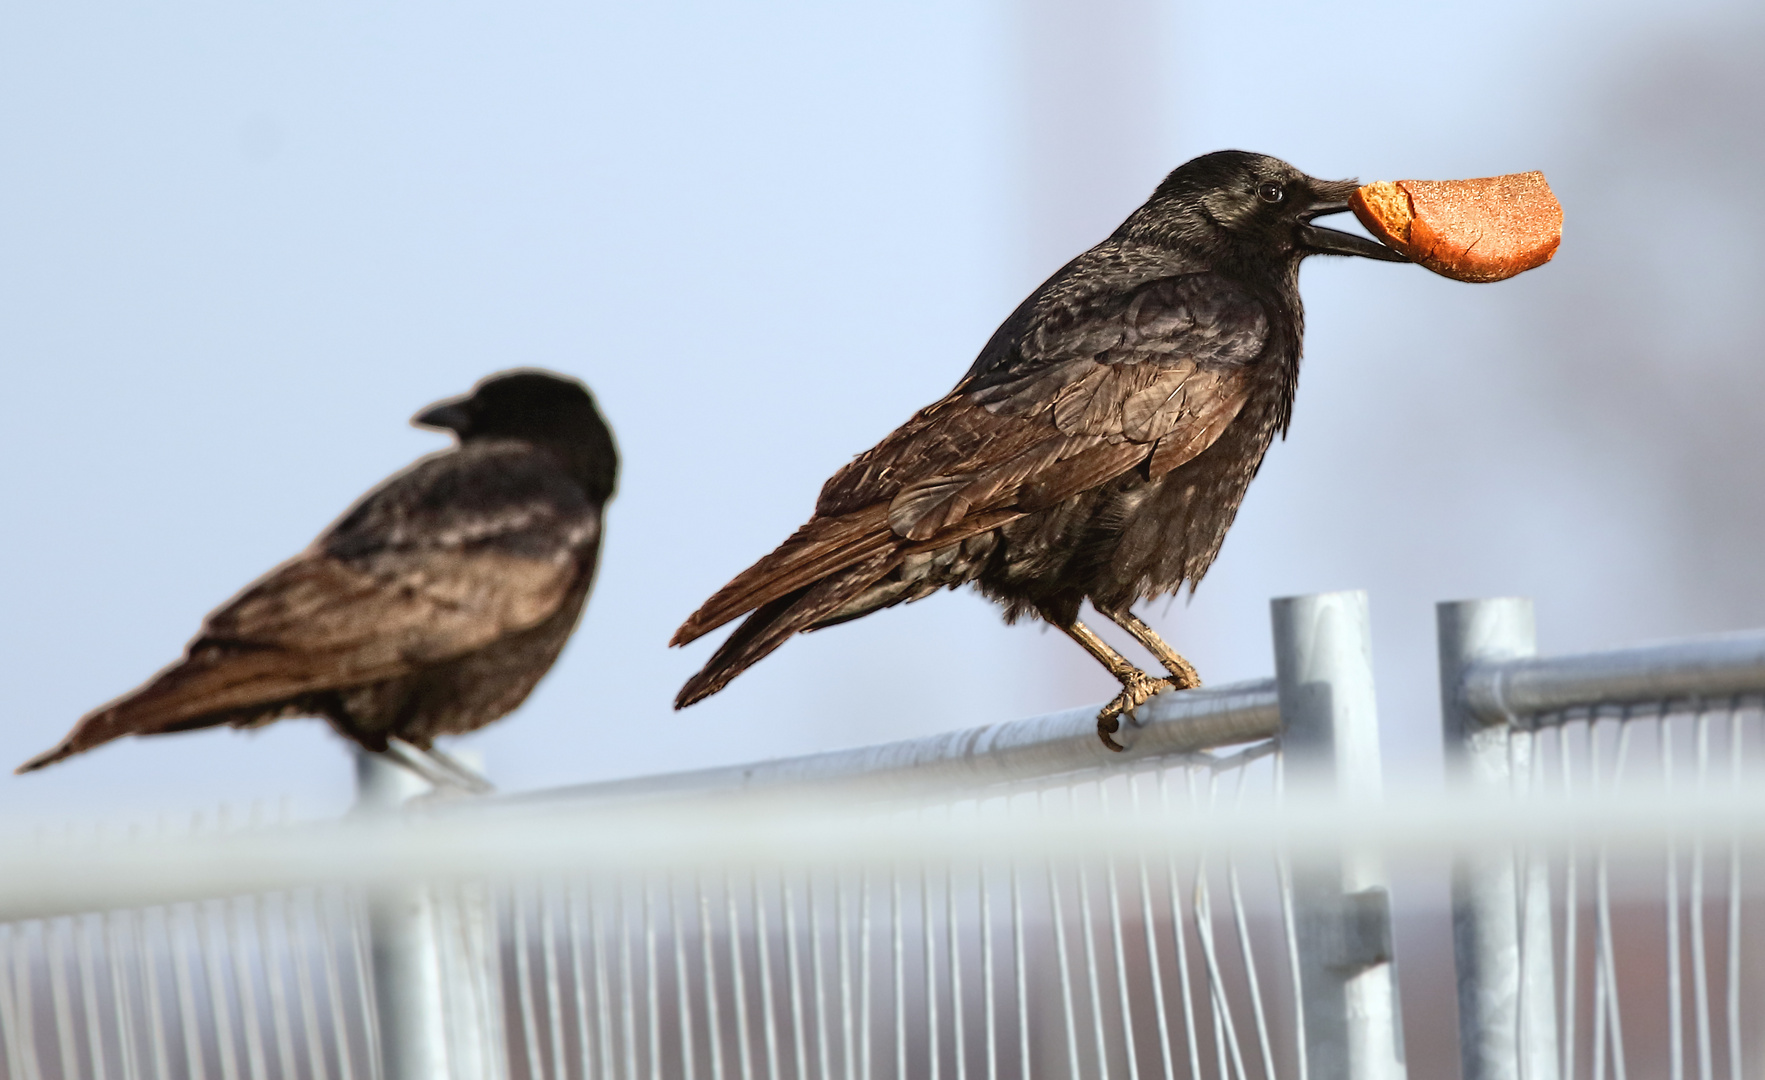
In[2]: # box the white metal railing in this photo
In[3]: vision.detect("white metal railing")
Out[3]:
[1439,598,1765,1080]
[373,590,1396,1080]
[0,883,382,1080]
[476,757,1299,1080]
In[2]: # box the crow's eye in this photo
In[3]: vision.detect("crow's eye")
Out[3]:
[1258,182,1285,204]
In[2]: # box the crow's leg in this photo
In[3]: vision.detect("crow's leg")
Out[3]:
[1100,609,1202,690]
[382,739,494,796]
[378,740,456,791]
[1058,620,1173,753]
[418,743,496,794]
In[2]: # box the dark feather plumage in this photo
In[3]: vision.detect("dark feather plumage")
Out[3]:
[19,369,618,774]
[672,151,1404,721]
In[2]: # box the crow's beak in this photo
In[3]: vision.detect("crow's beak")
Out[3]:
[1297,198,1408,262]
[413,398,473,434]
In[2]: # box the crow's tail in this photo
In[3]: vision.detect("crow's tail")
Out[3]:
[15,653,295,774]
[16,694,234,773]
[673,551,897,709]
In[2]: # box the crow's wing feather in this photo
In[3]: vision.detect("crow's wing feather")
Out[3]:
[199,548,579,671]
[672,273,1269,646]
[818,272,1268,512]
[203,442,600,663]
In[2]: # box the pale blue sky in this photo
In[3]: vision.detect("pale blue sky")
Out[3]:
[2,0,1759,822]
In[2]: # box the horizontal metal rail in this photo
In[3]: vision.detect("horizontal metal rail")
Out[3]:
[1458,628,1765,726]
[501,676,1279,807]
[0,680,1275,921]
[4,777,1765,923]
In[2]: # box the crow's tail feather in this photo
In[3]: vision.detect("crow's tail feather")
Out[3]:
[15,654,301,774]
[673,551,898,709]
[15,695,238,773]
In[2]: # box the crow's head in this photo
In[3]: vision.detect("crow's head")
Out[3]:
[415,369,619,499]
[1128,150,1406,268]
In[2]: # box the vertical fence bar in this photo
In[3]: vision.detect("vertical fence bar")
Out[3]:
[358,751,447,1080]
[1272,589,1407,1080]
[1437,598,1560,1080]
[355,748,503,1080]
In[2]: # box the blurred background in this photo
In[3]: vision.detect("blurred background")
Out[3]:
[2,0,1762,820]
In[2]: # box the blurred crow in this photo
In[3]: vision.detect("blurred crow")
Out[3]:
[672,151,1403,749]
[19,370,618,787]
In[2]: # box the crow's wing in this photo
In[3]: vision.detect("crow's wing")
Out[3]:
[201,442,601,658]
[20,444,599,770]
[672,272,1269,646]
[213,441,597,660]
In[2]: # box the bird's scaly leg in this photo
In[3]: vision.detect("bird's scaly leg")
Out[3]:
[382,738,495,796]
[378,740,454,791]
[418,743,496,795]
[1100,609,1203,691]
[1058,620,1174,753]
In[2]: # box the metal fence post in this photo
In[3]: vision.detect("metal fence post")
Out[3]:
[356,750,504,1080]
[1437,599,1559,1080]
[1272,590,1407,1080]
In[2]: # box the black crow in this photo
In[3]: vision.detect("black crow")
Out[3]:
[672,151,1403,749]
[19,370,617,786]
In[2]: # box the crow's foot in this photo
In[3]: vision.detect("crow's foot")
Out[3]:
[1095,670,1177,752]
[1160,652,1202,692]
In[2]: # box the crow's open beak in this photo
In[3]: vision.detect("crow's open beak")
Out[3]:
[413,398,473,433]
[1297,198,1408,262]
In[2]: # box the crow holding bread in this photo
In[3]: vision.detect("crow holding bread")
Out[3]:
[672,150,1407,750]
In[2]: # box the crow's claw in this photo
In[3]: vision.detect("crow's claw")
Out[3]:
[1095,671,1177,752]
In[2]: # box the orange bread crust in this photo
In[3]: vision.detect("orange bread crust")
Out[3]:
[1350,172,1562,283]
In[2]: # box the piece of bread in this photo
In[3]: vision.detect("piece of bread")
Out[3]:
[1349,172,1562,283]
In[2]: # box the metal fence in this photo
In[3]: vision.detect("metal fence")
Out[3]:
[1440,598,1765,1080]
[484,757,1299,1080]
[350,591,1397,1080]
[2,591,1764,1080]
[0,887,380,1080]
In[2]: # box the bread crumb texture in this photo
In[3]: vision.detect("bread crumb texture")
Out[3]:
[1349,181,1414,247]
[1351,171,1561,283]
